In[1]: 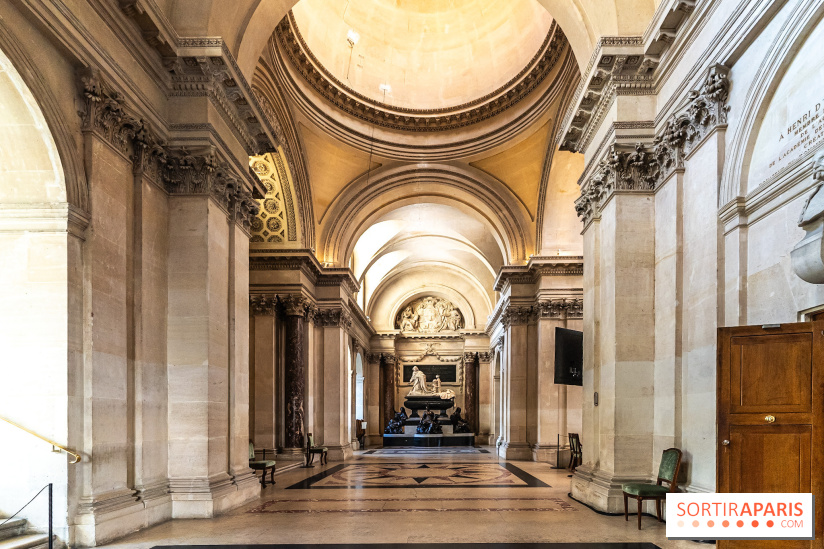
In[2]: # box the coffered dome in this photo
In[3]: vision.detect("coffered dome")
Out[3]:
[291,0,554,111]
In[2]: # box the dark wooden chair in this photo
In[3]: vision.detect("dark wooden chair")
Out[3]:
[248,441,276,487]
[568,433,582,471]
[304,433,328,466]
[622,447,683,529]
[355,419,366,448]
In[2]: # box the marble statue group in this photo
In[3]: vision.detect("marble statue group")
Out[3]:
[408,366,455,399]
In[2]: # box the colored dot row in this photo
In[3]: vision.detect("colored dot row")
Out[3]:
[677,520,775,528]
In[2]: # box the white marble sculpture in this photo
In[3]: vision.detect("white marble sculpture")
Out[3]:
[406,367,455,399]
[396,297,464,333]
[792,151,824,284]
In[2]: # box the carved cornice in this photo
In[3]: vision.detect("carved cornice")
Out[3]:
[575,64,730,227]
[248,252,359,293]
[494,257,584,292]
[276,13,567,132]
[558,1,698,153]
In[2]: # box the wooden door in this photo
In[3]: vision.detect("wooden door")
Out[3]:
[717,322,824,549]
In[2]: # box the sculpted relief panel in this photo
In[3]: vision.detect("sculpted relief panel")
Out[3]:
[396,297,464,333]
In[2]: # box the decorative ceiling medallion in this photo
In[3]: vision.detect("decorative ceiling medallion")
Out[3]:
[276,13,567,132]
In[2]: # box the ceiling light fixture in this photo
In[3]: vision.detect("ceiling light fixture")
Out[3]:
[345,29,360,81]
[363,84,390,189]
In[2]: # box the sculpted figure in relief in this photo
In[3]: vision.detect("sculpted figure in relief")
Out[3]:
[396,296,464,333]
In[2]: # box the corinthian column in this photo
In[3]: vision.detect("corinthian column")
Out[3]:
[463,352,479,436]
[381,354,396,428]
[281,294,308,451]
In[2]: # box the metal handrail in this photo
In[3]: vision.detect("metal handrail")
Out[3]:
[0,417,81,463]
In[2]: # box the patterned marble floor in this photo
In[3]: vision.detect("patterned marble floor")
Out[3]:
[98,448,702,549]
[363,447,490,455]
[286,462,549,489]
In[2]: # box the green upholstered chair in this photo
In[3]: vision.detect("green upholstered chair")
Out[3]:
[304,433,328,466]
[248,441,276,487]
[622,447,682,530]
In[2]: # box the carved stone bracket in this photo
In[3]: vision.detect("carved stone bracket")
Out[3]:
[575,64,730,226]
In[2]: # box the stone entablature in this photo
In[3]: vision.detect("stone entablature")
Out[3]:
[79,68,261,232]
[558,0,698,153]
[575,64,730,227]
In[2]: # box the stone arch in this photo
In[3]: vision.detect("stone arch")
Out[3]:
[721,3,824,204]
[367,264,492,332]
[0,18,86,212]
[320,163,534,267]
[0,38,79,539]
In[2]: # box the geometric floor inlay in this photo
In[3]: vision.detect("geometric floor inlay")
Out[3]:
[286,463,550,489]
[363,448,490,455]
[247,495,576,514]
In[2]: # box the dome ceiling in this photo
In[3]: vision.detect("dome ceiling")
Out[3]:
[290,0,554,112]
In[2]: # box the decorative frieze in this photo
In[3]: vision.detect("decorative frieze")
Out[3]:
[536,297,584,319]
[575,65,731,226]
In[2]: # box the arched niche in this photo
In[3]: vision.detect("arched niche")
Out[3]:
[0,42,75,538]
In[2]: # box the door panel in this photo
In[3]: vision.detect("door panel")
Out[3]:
[718,322,823,549]
[730,333,812,414]
[728,425,811,494]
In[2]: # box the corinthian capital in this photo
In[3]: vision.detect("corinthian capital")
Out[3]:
[280,294,309,316]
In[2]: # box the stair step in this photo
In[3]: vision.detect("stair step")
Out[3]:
[0,534,51,549]
[0,520,27,542]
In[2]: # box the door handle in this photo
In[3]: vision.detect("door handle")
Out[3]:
[721,440,730,446]
[765,415,776,423]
